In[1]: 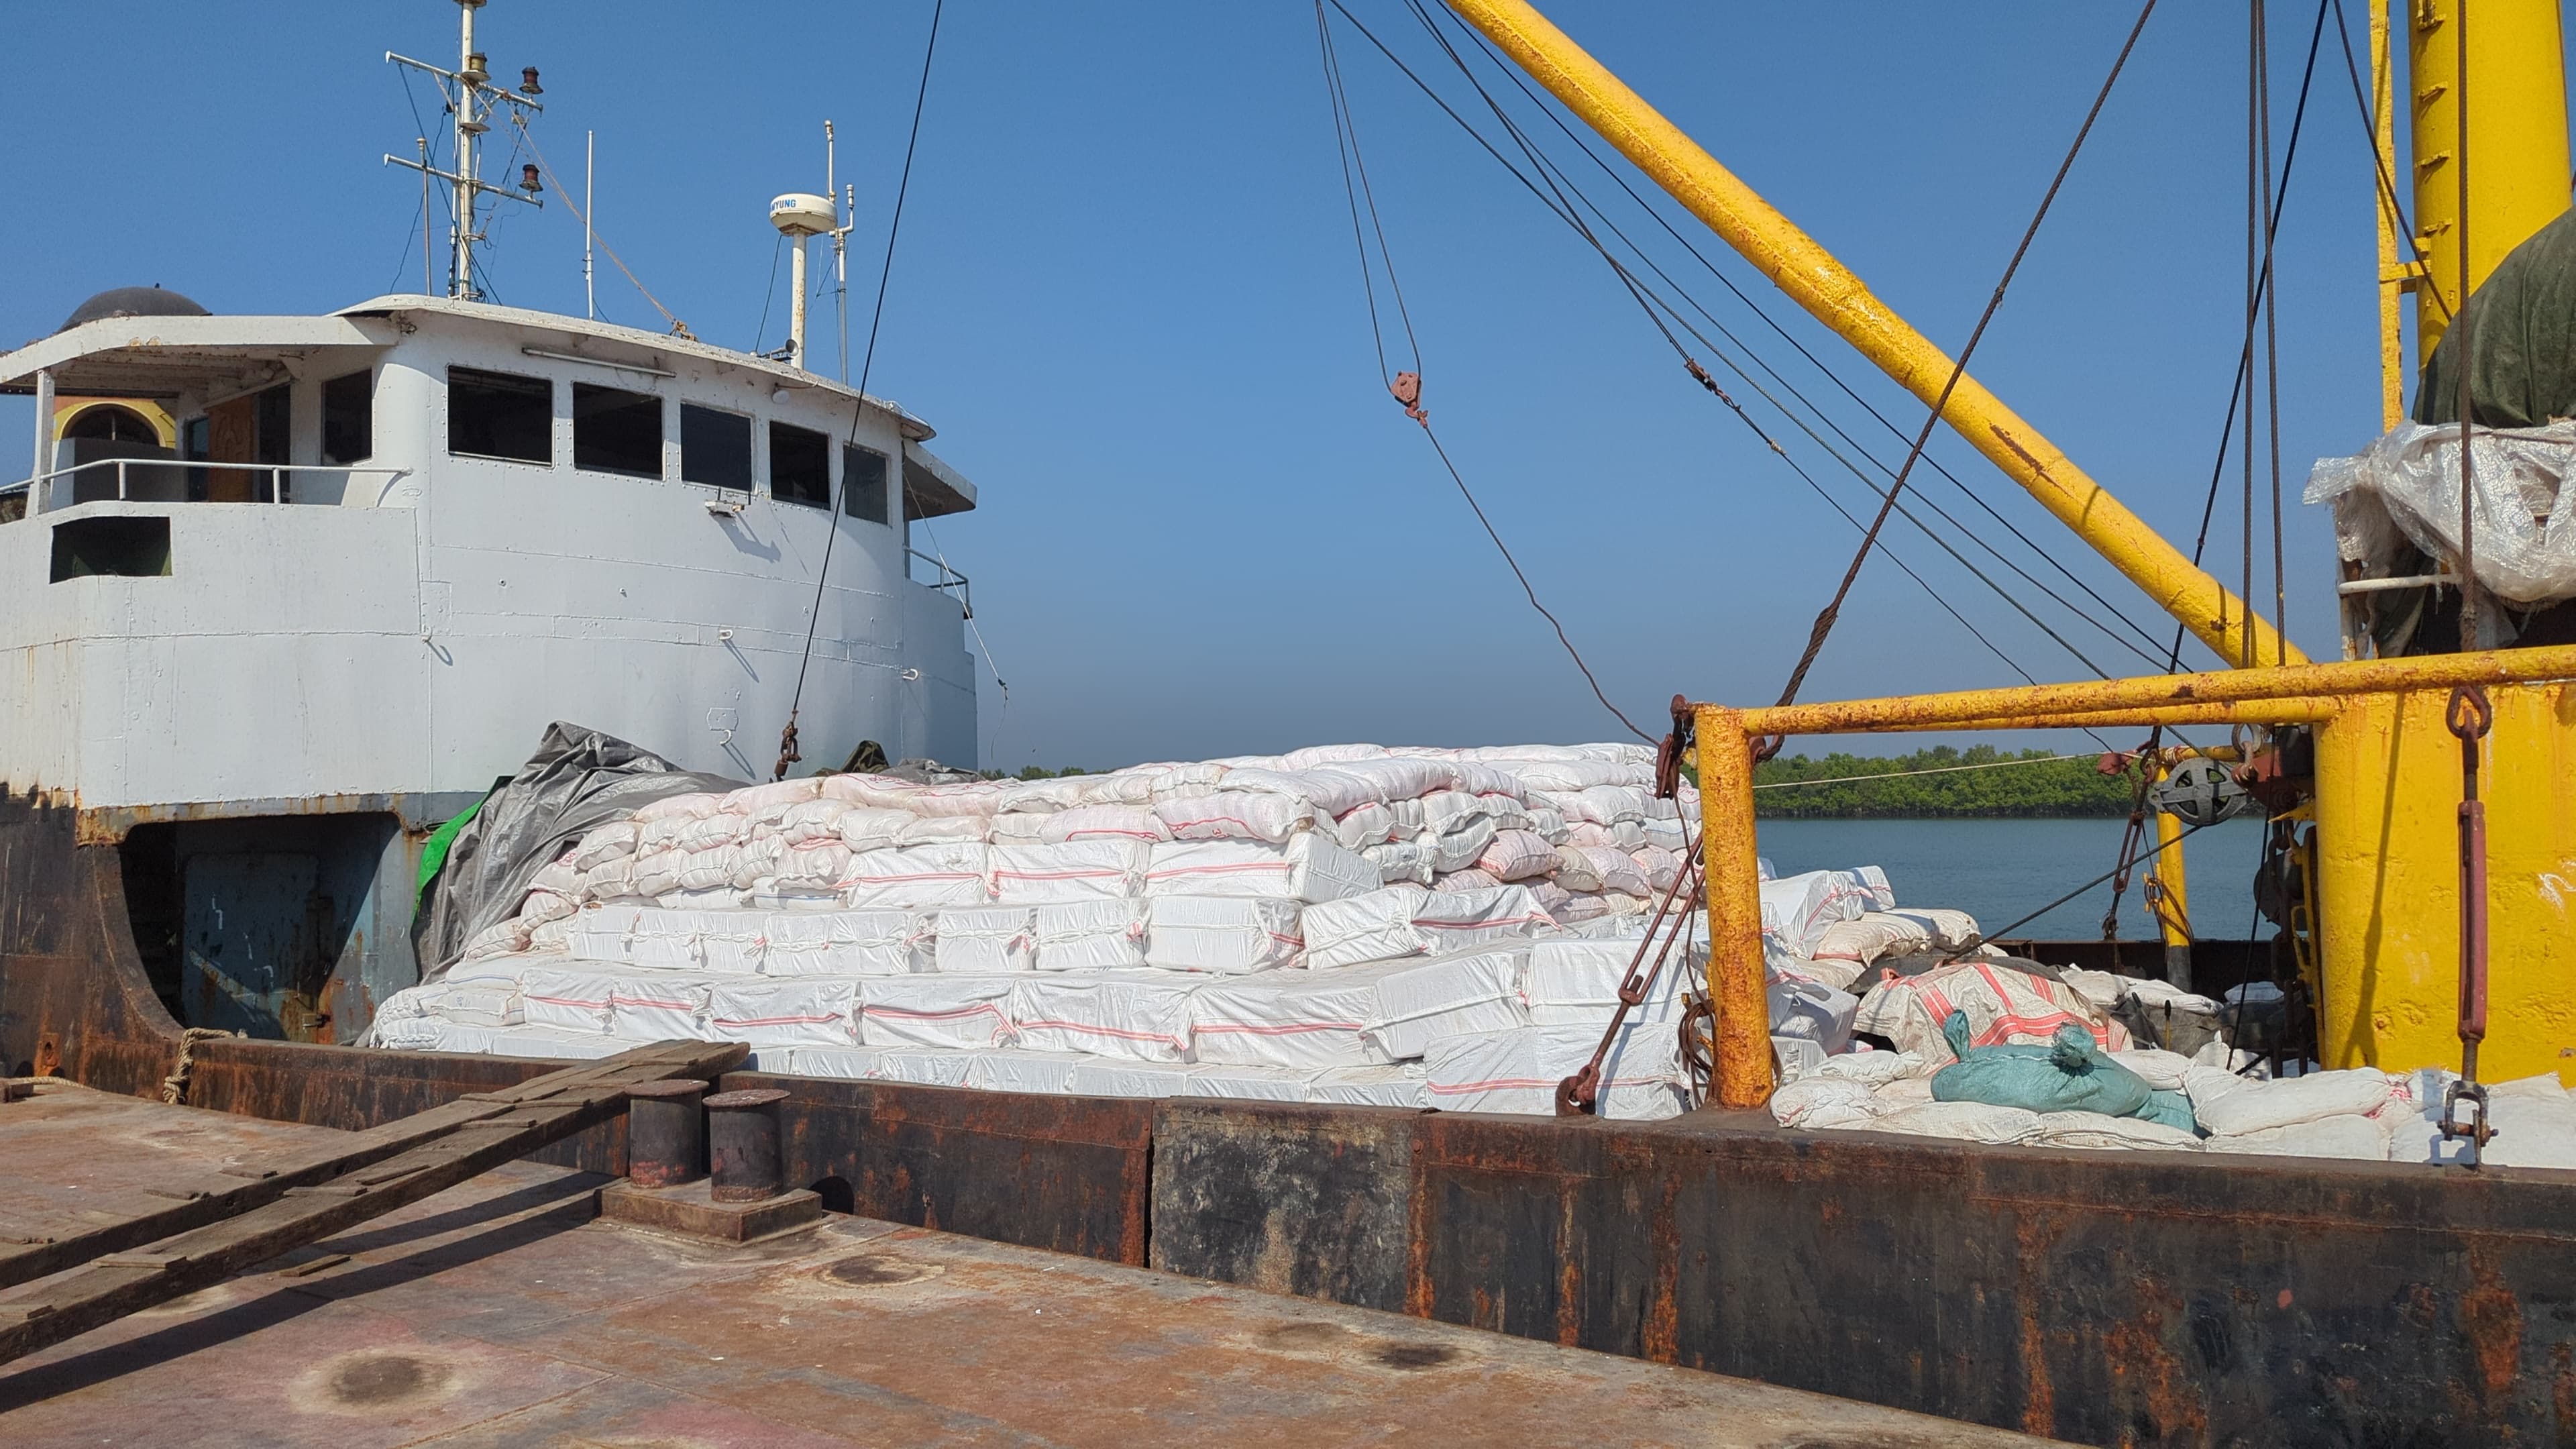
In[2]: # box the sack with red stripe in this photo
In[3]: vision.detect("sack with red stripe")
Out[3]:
[1852,958,2129,1064]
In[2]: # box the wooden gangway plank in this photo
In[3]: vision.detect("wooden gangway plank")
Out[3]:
[0,1039,743,1366]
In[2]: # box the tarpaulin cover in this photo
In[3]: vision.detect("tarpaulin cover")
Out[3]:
[413,723,740,981]
[2414,207,2576,430]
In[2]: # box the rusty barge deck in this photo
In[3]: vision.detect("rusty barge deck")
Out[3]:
[1,1079,2055,1448]
[8,790,2576,1447]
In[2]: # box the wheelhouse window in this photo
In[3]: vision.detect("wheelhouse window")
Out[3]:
[681,404,752,491]
[321,370,374,464]
[771,421,831,509]
[447,367,553,464]
[843,443,889,524]
[573,383,663,479]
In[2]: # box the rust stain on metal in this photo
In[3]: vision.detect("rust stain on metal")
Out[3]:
[1554,1185,1582,1347]
[1986,423,2053,484]
[2461,1253,2526,1406]
[2101,1283,2208,1440]
[2012,1214,2060,1438]
[1640,1170,1682,1364]
[2552,1341,2575,1444]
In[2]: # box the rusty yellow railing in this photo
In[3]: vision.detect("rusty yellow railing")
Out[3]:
[1690,642,2576,1109]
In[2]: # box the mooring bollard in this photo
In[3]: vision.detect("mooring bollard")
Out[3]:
[626,1078,707,1189]
[704,1087,789,1203]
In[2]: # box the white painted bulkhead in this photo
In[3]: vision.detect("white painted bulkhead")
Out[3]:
[0,297,979,814]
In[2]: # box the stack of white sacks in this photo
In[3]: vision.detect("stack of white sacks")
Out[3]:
[1766,904,2576,1165]
[370,743,1743,1119]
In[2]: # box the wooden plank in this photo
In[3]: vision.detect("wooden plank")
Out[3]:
[0,1040,741,1293]
[0,1038,744,1365]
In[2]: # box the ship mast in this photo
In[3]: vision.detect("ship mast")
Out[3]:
[385,0,546,300]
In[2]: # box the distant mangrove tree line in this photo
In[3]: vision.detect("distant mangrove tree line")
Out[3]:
[1752,745,2134,818]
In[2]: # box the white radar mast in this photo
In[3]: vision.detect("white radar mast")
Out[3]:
[385,0,547,300]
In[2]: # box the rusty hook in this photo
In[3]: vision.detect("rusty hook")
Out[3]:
[2446,684,2493,741]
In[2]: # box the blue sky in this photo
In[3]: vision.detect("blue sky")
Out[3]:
[5,2,2549,772]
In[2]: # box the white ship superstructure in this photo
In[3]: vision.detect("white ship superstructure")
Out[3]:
[0,3,981,1041]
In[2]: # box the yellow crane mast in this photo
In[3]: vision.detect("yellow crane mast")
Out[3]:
[1446,0,2576,1096]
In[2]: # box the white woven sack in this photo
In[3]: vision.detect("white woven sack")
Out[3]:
[967,1049,1086,1095]
[859,975,1016,1048]
[898,815,987,845]
[486,1026,625,1061]
[1422,1022,1682,1120]
[1189,963,1405,1070]
[1304,885,1554,971]
[1008,971,1204,1062]
[1426,816,1498,874]
[1360,839,1435,887]
[871,1047,983,1087]
[784,1044,888,1080]
[635,792,724,823]
[1760,871,1872,957]
[839,844,991,908]
[1868,1101,2045,1145]
[1432,869,1501,894]
[1038,804,1172,845]
[1332,802,1401,851]
[1155,791,1316,844]
[607,973,712,1038]
[1067,1058,1199,1099]
[2192,1068,2400,1138]
[1362,947,1532,1060]
[760,909,924,977]
[932,906,1035,973]
[1631,846,1683,895]
[721,777,824,814]
[774,843,853,894]
[1568,820,1648,852]
[1143,895,1305,973]
[2031,1113,2204,1151]
[708,977,857,1046]
[570,822,640,872]
[1186,1065,1319,1101]
[1851,959,2130,1064]
[1144,835,1375,904]
[1477,829,1558,883]
[1032,898,1150,972]
[989,841,1148,903]
[1811,912,1933,968]
[693,912,769,974]
[1305,1064,1430,1108]
[1522,936,1694,1026]
[1574,846,1648,898]
[830,807,914,851]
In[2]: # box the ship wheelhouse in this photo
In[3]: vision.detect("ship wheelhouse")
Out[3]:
[0,292,981,1043]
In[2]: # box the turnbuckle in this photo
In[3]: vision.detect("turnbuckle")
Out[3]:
[2440,1078,2496,1150]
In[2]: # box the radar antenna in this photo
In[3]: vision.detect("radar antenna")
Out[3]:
[384,0,546,300]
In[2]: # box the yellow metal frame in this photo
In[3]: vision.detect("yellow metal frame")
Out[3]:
[1693,643,2576,1108]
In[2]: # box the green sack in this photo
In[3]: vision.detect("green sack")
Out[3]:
[1929,1012,2152,1120]
[2133,1088,2200,1136]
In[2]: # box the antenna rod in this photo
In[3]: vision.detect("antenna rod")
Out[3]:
[419,136,435,294]
[584,129,596,319]
[452,0,480,298]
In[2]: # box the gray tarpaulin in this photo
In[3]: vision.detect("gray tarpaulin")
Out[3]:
[411,722,742,982]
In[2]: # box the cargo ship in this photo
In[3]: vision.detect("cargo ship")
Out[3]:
[5,3,2575,1444]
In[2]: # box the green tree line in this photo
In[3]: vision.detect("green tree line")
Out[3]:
[1752,744,2135,818]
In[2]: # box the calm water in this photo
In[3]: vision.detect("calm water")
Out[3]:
[1756,817,2269,941]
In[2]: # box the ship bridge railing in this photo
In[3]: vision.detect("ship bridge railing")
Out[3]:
[906,547,973,618]
[1,458,411,521]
